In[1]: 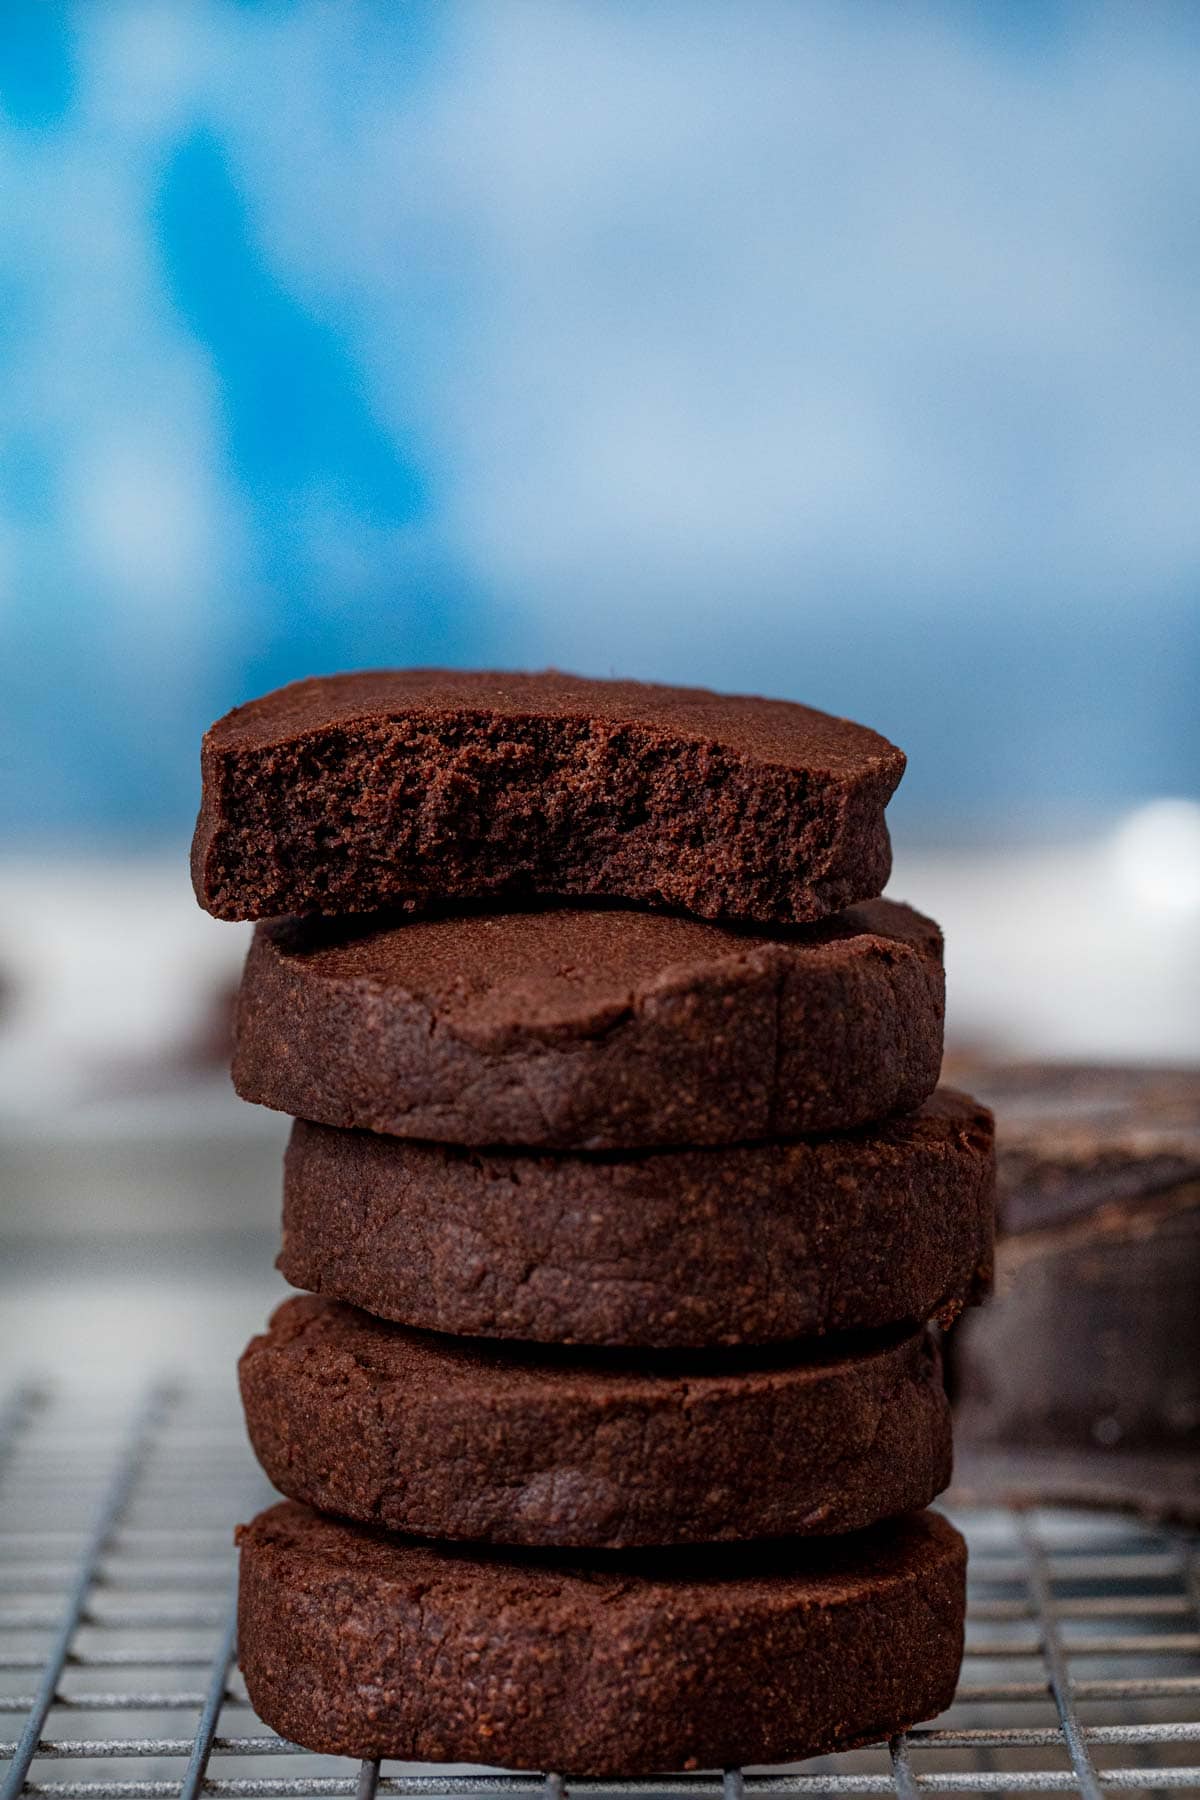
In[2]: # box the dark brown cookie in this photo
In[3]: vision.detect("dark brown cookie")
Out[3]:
[239,1296,951,1548]
[192,669,904,926]
[280,1088,995,1348]
[233,898,944,1149]
[947,1065,1199,1508]
[236,1501,966,1775]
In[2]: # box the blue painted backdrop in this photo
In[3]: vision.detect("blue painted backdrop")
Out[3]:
[1,1,1197,841]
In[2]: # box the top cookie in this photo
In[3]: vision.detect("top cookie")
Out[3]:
[192,670,904,925]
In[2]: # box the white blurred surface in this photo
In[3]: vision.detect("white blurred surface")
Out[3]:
[0,855,248,1113]
[892,803,1200,1063]
[0,1234,286,1385]
[3,818,1199,1115]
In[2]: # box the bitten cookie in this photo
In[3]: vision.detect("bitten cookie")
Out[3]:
[234,899,944,1148]
[236,1502,966,1775]
[239,1296,952,1548]
[192,670,904,926]
[280,1089,995,1348]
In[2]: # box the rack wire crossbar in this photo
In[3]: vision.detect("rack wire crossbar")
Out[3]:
[1,1384,1197,1799]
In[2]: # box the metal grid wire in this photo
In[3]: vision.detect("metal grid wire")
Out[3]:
[1,1382,1198,1799]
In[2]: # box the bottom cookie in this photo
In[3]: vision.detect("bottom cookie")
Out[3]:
[236,1502,966,1776]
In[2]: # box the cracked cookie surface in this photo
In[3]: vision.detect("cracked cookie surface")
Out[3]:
[234,897,944,1148]
[279,1088,995,1348]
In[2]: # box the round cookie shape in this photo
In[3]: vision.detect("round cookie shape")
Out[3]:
[236,1501,966,1776]
[280,1088,995,1348]
[234,899,944,1148]
[239,1296,952,1549]
[192,669,904,926]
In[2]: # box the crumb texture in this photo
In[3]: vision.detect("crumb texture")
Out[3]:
[192,671,904,925]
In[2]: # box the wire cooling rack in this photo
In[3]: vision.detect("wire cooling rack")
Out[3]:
[1,1382,1198,1800]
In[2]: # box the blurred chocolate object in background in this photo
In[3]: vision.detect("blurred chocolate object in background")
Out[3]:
[947,1065,1200,1522]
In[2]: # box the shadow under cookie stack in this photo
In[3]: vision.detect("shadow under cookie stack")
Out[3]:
[191,669,996,1779]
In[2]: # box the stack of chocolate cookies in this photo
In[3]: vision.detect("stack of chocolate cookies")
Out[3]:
[191,670,995,1778]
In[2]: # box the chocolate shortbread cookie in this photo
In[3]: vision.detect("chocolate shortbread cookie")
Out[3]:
[192,670,904,925]
[236,1501,966,1775]
[239,1296,952,1548]
[234,898,944,1148]
[280,1089,995,1347]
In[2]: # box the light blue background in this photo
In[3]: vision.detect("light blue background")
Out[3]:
[2,1,1198,842]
